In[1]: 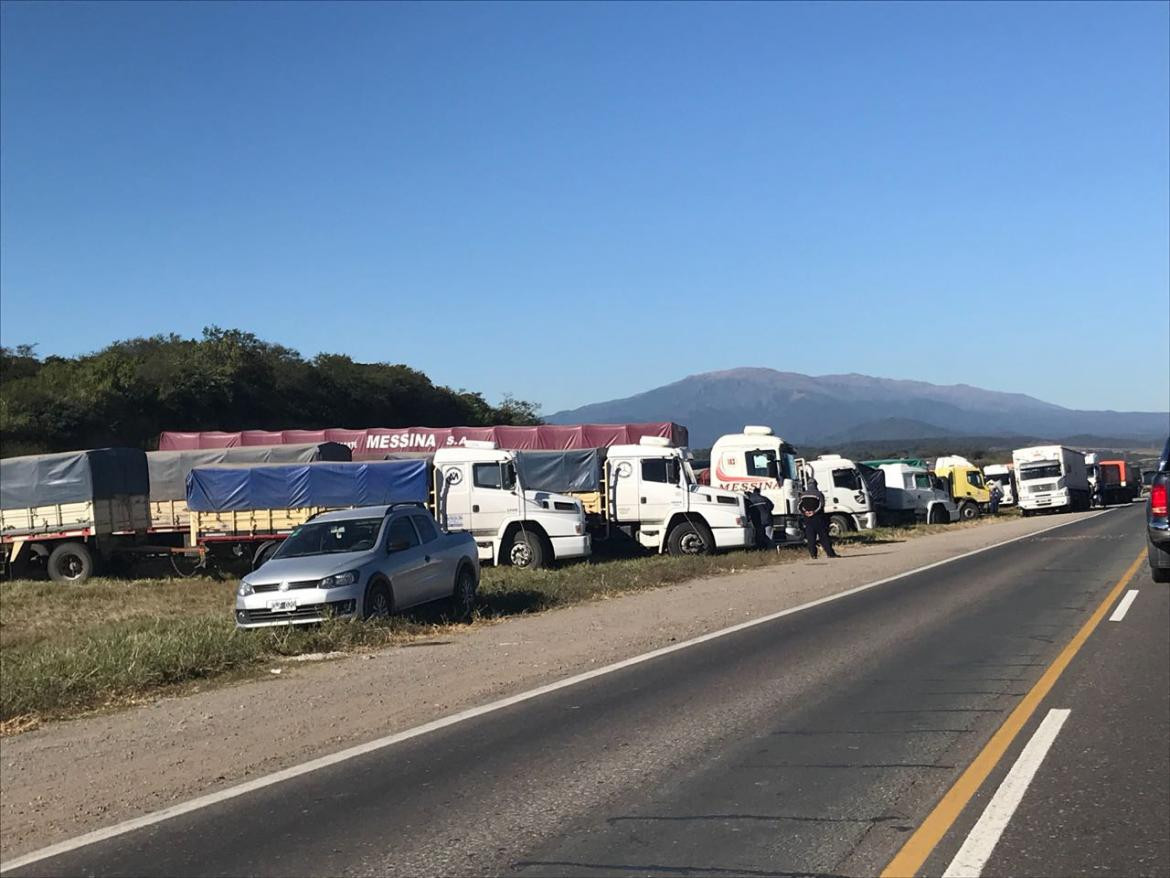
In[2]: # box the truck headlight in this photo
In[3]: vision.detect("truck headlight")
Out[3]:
[238,581,254,597]
[320,570,359,588]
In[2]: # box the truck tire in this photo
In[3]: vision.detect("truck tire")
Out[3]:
[666,519,714,556]
[253,541,280,570]
[827,514,852,537]
[958,501,979,521]
[47,542,94,584]
[927,505,946,525]
[507,531,546,570]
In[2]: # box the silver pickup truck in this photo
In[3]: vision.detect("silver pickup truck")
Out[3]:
[235,502,480,627]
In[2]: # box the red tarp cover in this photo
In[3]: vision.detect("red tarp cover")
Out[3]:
[159,424,688,460]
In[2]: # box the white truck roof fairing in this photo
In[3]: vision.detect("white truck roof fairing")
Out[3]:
[934,455,976,469]
[1012,445,1067,463]
[983,464,1012,475]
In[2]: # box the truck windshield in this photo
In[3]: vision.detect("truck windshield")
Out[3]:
[1019,462,1062,481]
[782,453,798,481]
[273,517,383,558]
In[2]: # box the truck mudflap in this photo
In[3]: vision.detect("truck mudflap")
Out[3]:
[548,533,591,561]
[712,525,754,550]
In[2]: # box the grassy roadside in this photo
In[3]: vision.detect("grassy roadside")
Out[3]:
[0,510,1020,729]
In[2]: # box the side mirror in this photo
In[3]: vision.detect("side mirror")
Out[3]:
[386,540,411,553]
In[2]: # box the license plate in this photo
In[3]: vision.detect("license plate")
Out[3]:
[267,599,297,612]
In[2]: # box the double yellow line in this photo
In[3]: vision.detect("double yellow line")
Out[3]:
[881,550,1147,878]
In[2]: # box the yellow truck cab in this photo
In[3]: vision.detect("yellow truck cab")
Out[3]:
[932,455,989,520]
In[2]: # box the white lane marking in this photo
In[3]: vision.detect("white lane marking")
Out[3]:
[942,708,1071,878]
[1108,589,1139,622]
[0,511,1111,874]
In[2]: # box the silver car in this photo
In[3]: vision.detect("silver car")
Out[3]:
[234,503,479,628]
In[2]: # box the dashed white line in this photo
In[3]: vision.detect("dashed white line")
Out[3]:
[0,511,1109,875]
[1108,589,1139,622]
[942,708,1071,878]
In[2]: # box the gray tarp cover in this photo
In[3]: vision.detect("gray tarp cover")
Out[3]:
[147,443,351,501]
[514,450,601,493]
[1,448,150,509]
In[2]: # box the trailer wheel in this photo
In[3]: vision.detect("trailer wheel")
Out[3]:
[827,514,852,537]
[47,542,94,584]
[667,519,714,556]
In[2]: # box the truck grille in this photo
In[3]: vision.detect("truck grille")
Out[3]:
[1029,483,1057,494]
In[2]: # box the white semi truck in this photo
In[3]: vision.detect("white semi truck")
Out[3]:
[983,464,1016,506]
[864,460,960,524]
[799,455,877,536]
[189,443,592,571]
[709,427,803,544]
[528,437,754,555]
[1012,445,1091,515]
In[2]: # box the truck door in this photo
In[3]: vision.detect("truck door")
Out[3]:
[611,459,640,522]
[638,456,682,526]
[436,462,472,533]
[468,460,520,539]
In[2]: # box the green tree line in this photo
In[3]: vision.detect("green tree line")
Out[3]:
[0,328,540,457]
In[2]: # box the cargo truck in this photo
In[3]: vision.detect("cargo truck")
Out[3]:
[159,423,687,460]
[932,455,989,520]
[708,427,804,544]
[796,454,877,536]
[146,442,351,539]
[1096,458,1137,506]
[1012,445,1091,515]
[187,443,591,571]
[1,448,155,582]
[513,437,754,556]
[982,464,1016,506]
[860,459,960,524]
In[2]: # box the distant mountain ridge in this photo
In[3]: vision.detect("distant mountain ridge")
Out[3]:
[548,368,1169,448]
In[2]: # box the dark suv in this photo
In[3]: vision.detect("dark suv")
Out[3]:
[1147,437,1170,583]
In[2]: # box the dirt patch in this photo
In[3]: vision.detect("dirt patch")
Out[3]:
[0,511,1086,861]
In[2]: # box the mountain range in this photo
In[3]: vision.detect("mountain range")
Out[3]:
[548,368,1169,448]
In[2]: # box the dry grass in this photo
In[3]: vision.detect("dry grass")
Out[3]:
[0,510,1018,726]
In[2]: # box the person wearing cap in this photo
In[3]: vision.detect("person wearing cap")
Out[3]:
[799,477,838,559]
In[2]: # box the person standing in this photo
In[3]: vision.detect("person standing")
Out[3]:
[988,482,1003,516]
[799,478,838,559]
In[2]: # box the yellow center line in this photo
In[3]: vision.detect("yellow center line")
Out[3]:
[881,549,1146,878]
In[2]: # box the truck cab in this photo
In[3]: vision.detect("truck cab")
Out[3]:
[932,455,989,520]
[982,464,1016,505]
[800,454,877,536]
[433,443,590,568]
[606,437,753,555]
[866,460,960,524]
[1011,445,1091,514]
[709,426,802,544]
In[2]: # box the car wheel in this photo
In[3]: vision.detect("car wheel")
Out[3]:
[508,531,546,569]
[363,580,392,620]
[449,564,478,620]
[827,514,851,537]
[667,520,713,556]
[47,542,94,584]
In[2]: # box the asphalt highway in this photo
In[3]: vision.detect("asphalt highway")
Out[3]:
[4,504,1165,878]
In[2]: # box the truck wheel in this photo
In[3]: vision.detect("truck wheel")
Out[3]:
[827,514,852,537]
[958,502,979,521]
[47,542,94,584]
[508,531,546,569]
[667,520,713,556]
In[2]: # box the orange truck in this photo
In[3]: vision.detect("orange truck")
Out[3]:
[1097,459,1137,506]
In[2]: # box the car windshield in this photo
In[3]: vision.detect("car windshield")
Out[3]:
[272,517,383,558]
[1019,462,1062,481]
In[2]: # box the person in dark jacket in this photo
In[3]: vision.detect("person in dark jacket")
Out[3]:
[988,482,1003,516]
[799,478,838,559]
[744,487,775,548]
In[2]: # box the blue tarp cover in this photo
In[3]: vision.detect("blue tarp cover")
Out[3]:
[186,461,428,511]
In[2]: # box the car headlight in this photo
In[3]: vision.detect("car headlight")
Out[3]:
[238,581,254,597]
[320,570,360,588]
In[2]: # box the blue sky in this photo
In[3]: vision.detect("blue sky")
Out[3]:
[2,1,1167,415]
